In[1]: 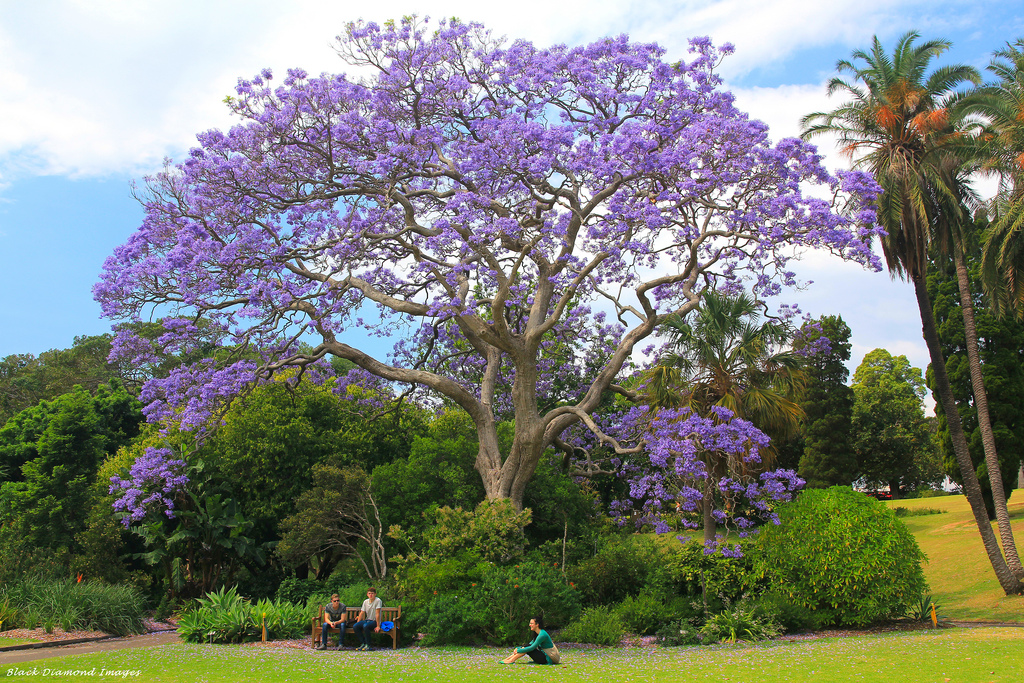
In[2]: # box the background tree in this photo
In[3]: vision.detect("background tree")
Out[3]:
[928,228,1024,516]
[370,409,487,540]
[204,374,425,544]
[792,316,858,488]
[851,349,936,497]
[802,32,1023,593]
[0,335,121,425]
[278,463,388,580]
[95,18,882,518]
[0,382,142,554]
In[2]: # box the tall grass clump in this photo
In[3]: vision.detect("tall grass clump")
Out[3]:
[0,578,145,636]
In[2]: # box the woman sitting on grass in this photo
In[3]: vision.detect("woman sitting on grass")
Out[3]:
[502,616,560,665]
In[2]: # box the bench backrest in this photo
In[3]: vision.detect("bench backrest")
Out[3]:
[316,605,403,622]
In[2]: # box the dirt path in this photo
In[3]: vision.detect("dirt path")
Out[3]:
[0,632,180,665]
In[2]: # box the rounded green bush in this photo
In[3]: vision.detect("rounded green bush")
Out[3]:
[754,486,926,627]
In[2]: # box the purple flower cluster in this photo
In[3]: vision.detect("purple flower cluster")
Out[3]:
[109,447,190,525]
[792,319,833,358]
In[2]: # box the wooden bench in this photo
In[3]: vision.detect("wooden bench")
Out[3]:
[310,606,403,649]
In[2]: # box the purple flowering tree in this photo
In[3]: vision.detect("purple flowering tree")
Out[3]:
[96,18,882,511]
[606,404,804,553]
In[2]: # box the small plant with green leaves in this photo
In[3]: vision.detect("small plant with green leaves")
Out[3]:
[178,587,309,643]
[23,607,40,630]
[0,577,144,635]
[699,600,782,643]
[0,596,20,631]
[656,619,704,646]
[908,593,946,625]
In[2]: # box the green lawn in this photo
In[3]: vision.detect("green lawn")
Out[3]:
[885,490,1024,622]
[0,637,41,647]
[4,628,1021,682]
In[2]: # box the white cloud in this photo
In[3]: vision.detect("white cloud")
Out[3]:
[731,82,830,143]
[0,0,993,182]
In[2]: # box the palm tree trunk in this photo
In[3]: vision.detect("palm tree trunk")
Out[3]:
[914,276,1023,594]
[952,242,1024,576]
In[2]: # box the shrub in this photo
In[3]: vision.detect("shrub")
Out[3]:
[656,619,704,646]
[567,535,666,605]
[416,561,581,646]
[661,539,756,612]
[892,506,946,518]
[393,499,532,565]
[559,607,625,646]
[754,486,927,628]
[911,489,952,499]
[613,593,667,635]
[418,596,487,646]
[475,562,580,644]
[753,591,824,633]
[0,597,19,631]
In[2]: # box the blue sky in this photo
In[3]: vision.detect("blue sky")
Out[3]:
[1,0,1022,399]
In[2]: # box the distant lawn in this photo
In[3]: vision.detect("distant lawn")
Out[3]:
[4,628,1021,682]
[885,490,1024,623]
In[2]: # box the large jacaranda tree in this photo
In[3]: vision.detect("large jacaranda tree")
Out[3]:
[96,18,883,515]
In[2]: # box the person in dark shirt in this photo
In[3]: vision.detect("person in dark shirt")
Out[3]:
[316,594,347,650]
[502,616,560,664]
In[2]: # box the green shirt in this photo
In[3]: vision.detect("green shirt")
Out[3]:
[517,629,554,658]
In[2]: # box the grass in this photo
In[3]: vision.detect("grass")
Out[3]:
[0,637,42,647]
[3,628,1021,682]
[884,489,1024,623]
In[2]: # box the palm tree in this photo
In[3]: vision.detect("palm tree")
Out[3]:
[802,32,1023,594]
[645,290,806,543]
[930,160,1024,577]
[978,40,1024,317]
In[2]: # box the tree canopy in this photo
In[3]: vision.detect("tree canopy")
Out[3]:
[95,18,882,512]
[851,349,937,497]
[794,315,857,488]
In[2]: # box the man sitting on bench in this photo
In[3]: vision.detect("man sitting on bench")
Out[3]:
[316,594,347,650]
[352,587,383,651]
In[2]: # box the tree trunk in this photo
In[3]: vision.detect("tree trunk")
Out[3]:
[952,242,1024,576]
[703,489,716,545]
[914,277,1023,594]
